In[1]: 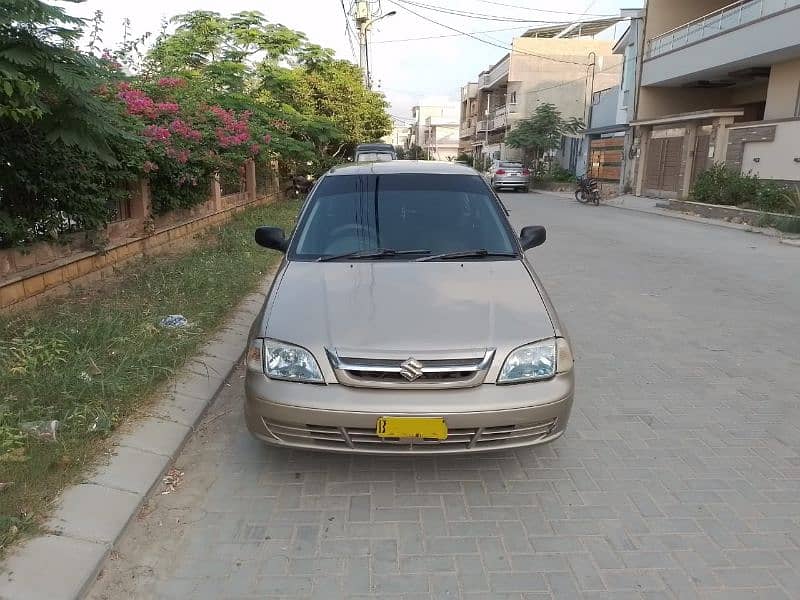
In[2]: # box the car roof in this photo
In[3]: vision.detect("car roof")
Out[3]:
[355,143,395,151]
[327,160,480,176]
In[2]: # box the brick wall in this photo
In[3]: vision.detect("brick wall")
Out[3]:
[0,161,282,312]
[725,125,777,170]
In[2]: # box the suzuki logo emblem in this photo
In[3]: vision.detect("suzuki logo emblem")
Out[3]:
[399,358,424,382]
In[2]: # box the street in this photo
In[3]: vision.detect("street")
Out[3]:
[88,192,800,599]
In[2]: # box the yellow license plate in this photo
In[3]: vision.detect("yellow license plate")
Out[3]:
[376,417,448,440]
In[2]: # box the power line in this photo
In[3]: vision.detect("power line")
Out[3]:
[384,0,595,66]
[463,0,615,17]
[372,25,530,44]
[396,0,570,23]
[340,0,358,61]
[525,60,619,96]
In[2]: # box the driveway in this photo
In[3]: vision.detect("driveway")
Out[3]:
[89,192,800,599]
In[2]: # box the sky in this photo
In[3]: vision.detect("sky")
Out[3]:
[65,0,643,120]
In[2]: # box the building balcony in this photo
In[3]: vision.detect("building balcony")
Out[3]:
[459,123,476,139]
[461,82,478,101]
[478,55,510,91]
[642,0,800,86]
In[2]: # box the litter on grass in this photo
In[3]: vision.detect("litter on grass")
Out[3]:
[19,420,59,441]
[159,315,190,329]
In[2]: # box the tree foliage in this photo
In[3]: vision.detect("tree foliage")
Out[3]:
[505,103,583,167]
[0,4,391,247]
[148,11,390,165]
[0,0,133,155]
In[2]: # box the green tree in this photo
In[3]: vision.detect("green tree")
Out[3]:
[0,0,133,155]
[406,144,430,160]
[505,103,583,170]
[146,11,390,167]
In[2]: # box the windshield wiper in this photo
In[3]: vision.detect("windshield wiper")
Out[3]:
[416,249,518,262]
[317,248,431,262]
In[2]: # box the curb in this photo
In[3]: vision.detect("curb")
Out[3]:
[531,190,799,246]
[603,198,799,245]
[0,285,270,600]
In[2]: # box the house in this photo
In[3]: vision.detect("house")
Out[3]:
[577,9,645,190]
[630,0,800,199]
[407,101,459,153]
[381,118,411,150]
[423,116,459,161]
[580,86,627,186]
[459,82,480,158]
[459,18,624,166]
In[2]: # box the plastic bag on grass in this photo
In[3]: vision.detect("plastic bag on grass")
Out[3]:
[159,315,190,329]
[20,420,59,441]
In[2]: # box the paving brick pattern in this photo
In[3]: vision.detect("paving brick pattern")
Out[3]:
[88,194,800,599]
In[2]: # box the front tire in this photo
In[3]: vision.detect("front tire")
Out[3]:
[575,189,589,203]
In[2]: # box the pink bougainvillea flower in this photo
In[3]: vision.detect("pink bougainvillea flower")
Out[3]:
[157,76,186,88]
[263,133,272,144]
[143,125,171,141]
[154,102,180,115]
[249,143,261,155]
[142,160,159,173]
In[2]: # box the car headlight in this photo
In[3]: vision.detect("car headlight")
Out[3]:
[246,338,324,383]
[497,338,573,384]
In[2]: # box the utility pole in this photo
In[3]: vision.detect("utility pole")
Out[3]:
[354,0,370,88]
[353,1,396,90]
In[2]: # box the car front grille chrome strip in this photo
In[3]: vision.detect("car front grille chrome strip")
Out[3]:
[326,349,496,389]
[263,418,558,452]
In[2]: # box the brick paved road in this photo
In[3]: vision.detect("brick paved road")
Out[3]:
[89,193,800,599]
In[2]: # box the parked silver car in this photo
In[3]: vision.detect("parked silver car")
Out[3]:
[489,161,531,192]
[245,161,574,454]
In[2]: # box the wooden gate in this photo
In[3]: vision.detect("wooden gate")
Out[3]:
[644,134,684,196]
[588,138,623,182]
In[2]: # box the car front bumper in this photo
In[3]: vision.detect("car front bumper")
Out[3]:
[244,372,574,455]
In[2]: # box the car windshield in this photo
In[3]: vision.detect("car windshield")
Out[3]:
[292,173,516,260]
[356,152,394,162]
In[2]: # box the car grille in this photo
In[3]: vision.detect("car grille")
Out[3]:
[263,418,557,452]
[326,349,495,389]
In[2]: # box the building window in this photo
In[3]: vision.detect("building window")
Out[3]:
[509,91,517,105]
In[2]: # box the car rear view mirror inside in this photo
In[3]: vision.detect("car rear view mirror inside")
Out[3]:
[255,226,288,252]
[520,225,546,251]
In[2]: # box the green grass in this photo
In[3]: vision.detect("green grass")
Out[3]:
[0,199,301,552]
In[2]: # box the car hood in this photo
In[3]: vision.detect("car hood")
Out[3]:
[263,260,555,355]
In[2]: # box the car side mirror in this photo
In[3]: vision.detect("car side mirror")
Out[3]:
[520,225,546,251]
[255,226,288,252]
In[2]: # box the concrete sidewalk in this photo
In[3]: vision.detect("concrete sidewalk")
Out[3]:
[535,190,800,247]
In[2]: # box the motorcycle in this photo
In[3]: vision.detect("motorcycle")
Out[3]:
[289,174,315,197]
[575,175,600,206]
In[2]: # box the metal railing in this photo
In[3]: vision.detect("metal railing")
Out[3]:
[478,56,510,90]
[492,105,508,119]
[646,0,800,58]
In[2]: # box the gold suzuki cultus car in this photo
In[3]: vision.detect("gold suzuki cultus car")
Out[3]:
[245,161,574,454]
